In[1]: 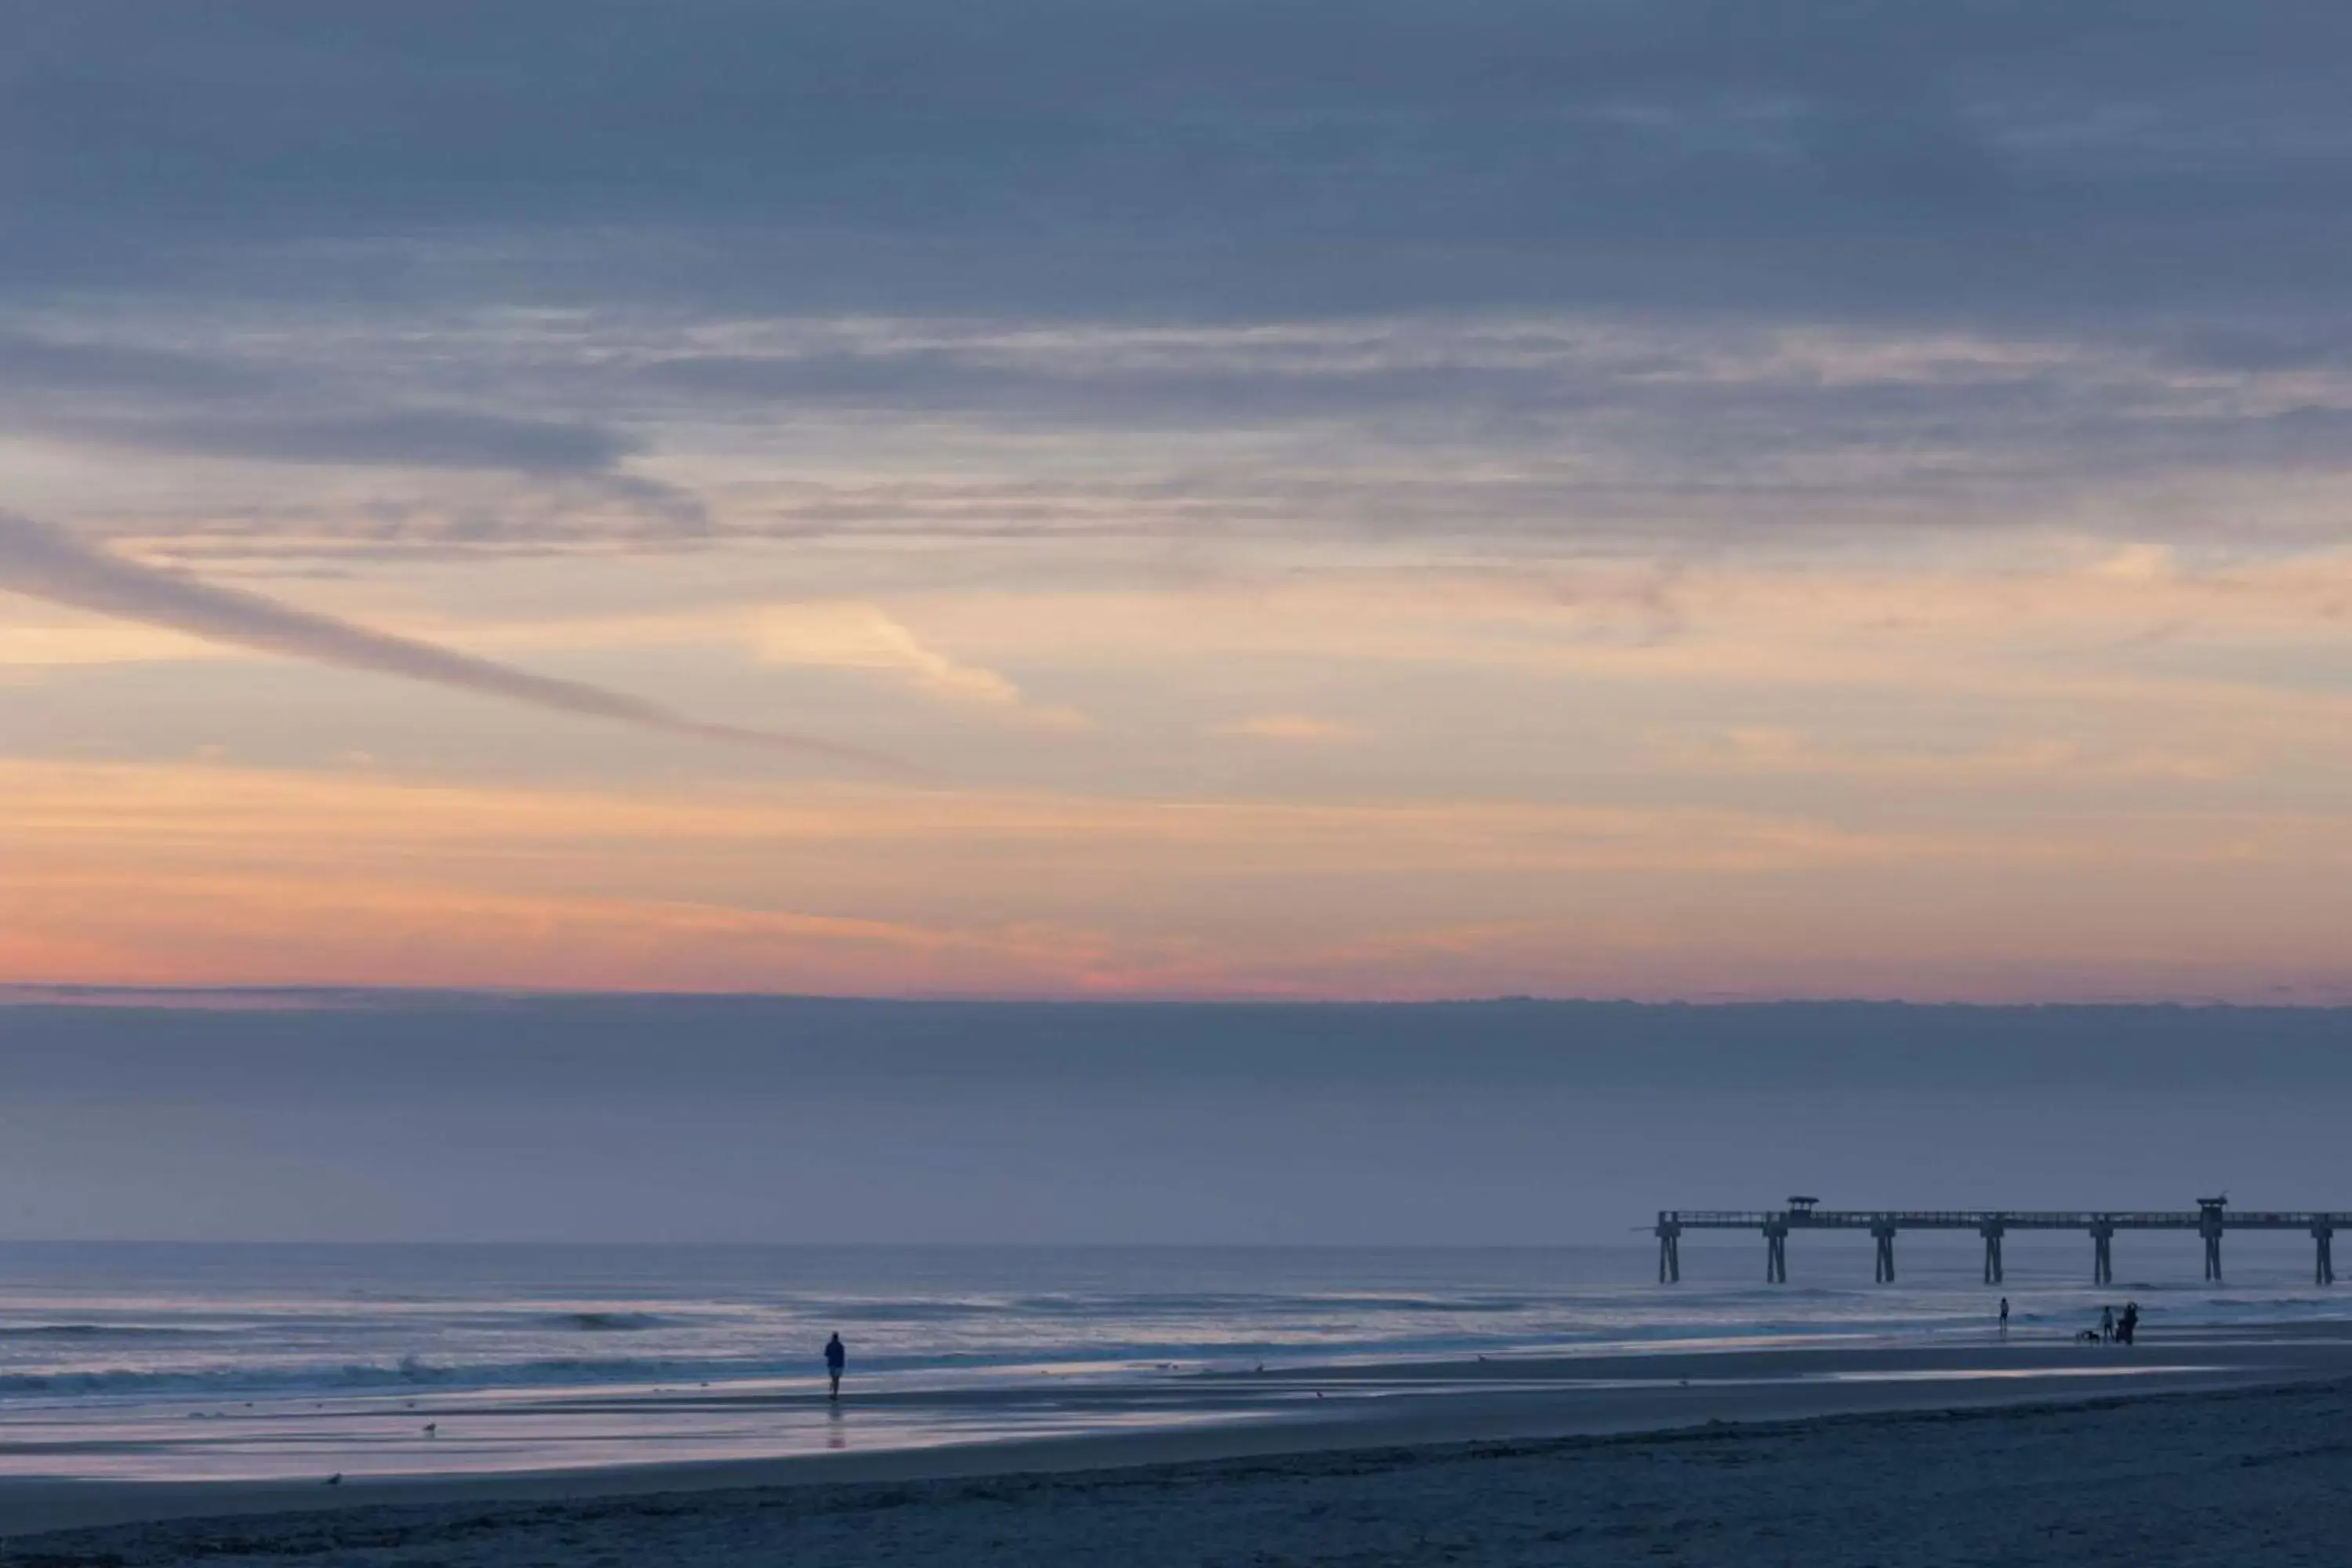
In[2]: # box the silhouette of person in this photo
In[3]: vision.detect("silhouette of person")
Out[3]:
[825,1332,846,1398]
[2100,1305,2115,1343]
[2119,1302,2139,1345]
[1998,1298,2009,1336]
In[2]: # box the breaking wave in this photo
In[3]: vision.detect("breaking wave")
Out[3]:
[0,1352,782,1400]
[0,1323,209,1341]
[546,1312,670,1332]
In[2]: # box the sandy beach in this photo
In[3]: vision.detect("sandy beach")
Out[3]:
[10,1330,2352,1563]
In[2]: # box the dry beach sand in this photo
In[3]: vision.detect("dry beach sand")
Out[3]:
[10,1334,2352,1565]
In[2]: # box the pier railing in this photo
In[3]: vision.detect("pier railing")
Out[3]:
[1650,1200,2343,1286]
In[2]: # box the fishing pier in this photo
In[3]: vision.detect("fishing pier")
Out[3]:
[1653,1196,2345,1286]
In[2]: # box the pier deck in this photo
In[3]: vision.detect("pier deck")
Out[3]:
[1653,1197,2344,1285]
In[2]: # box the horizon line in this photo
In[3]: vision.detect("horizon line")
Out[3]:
[0,982,2337,1012]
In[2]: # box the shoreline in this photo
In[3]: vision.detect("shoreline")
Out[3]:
[10,1327,2350,1540]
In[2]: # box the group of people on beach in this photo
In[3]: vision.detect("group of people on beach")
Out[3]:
[1997,1298,2139,1343]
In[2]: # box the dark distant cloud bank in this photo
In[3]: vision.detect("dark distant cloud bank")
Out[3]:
[2,996,2348,1243]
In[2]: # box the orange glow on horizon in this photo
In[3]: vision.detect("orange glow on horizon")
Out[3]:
[5,757,2350,1002]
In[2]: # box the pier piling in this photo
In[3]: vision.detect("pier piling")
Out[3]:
[1871,1221,1899,1283]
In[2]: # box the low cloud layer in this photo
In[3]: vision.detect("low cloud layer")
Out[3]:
[20,310,2352,565]
[0,511,879,763]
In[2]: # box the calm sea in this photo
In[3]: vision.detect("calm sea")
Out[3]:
[1,1239,2343,1482]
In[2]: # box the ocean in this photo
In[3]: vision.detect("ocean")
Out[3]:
[2,1236,2346,1484]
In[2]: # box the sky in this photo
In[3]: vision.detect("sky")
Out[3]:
[5,2,2352,1001]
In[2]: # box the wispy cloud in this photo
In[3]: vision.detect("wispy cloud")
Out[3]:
[0,510,882,764]
[756,601,1085,725]
[0,327,638,476]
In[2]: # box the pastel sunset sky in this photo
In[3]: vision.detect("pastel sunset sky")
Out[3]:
[5,2,2351,1000]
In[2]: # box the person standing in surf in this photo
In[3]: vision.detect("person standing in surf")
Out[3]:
[825,1332,846,1399]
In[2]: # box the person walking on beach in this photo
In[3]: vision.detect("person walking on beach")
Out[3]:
[2119,1302,2139,1345]
[2099,1305,2115,1343]
[1998,1298,2009,1337]
[825,1332,846,1399]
